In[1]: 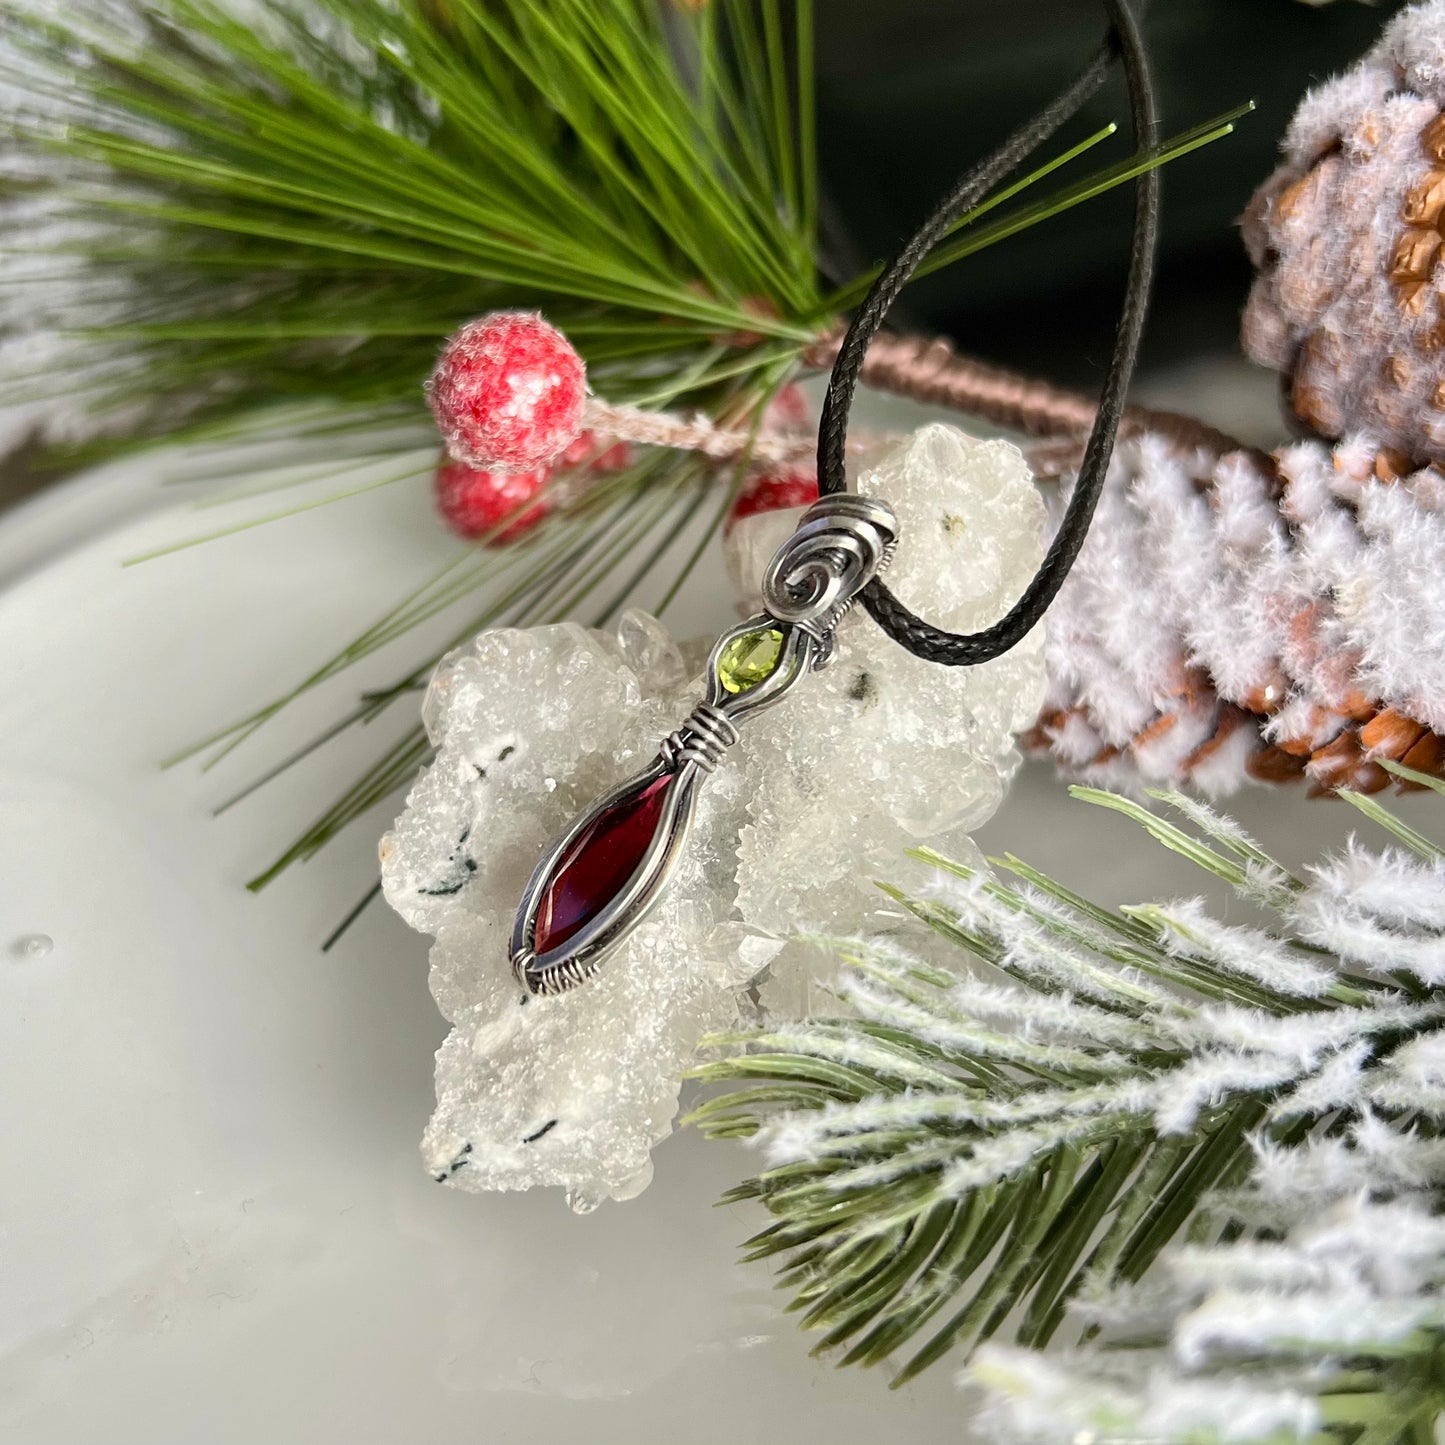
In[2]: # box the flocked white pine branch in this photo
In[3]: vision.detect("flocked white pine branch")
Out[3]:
[695,770,1445,1439]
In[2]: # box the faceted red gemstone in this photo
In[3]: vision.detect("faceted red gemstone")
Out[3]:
[534,774,673,955]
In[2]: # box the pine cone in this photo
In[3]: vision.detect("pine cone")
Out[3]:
[1244,0,1445,464]
[1025,433,1445,797]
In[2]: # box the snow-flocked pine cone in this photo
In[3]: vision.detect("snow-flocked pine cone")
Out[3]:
[1024,433,1445,797]
[1244,0,1445,465]
[1038,0,1445,796]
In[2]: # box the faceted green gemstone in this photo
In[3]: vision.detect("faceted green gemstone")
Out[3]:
[717,627,785,695]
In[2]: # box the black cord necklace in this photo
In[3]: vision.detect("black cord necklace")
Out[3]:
[509,2,1161,997]
[819,0,1160,665]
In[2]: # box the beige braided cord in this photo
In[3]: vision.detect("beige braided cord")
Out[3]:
[803,330,1244,459]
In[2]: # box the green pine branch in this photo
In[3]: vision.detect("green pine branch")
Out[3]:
[1,0,1246,452]
[690,780,1445,1439]
[1,0,822,449]
[0,0,1247,894]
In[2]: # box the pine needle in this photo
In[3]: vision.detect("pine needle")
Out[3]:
[0,0,1246,895]
[696,784,1445,1416]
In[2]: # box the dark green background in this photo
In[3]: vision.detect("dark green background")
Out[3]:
[814,1,1402,383]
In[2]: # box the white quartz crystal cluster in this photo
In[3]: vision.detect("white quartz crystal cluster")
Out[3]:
[382,424,1046,1209]
[729,425,1048,939]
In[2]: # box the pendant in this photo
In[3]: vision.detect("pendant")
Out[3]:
[510,492,899,995]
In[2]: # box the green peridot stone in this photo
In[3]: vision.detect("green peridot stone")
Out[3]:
[717,627,785,695]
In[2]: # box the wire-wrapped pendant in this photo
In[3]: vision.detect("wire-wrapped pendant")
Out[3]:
[510,493,898,995]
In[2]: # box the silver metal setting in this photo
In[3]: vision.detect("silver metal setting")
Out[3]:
[659,702,738,773]
[761,492,897,636]
[510,493,899,996]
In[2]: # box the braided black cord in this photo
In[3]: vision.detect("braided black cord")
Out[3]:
[816,0,1160,665]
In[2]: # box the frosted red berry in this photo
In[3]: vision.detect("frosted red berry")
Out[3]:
[428,312,586,471]
[726,467,820,533]
[434,458,551,544]
[763,383,811,432]
[558,430,632,473]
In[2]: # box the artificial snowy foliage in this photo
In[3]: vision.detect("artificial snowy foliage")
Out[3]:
[970,1177,1445,1445]
[1244,0,1445,466]
[1028,429,1445,799]
[696,776,1445,1435]
[1029,0,1445,801]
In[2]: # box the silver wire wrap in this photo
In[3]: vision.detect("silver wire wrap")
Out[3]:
[761,494,899,643]
[510,946,537,990]
[514,943,605,995]
[659,702,740,774]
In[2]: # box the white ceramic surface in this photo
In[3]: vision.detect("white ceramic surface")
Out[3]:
[1,368,1431,1443]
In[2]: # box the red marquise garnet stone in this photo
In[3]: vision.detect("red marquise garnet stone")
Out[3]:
[533,774,673,955]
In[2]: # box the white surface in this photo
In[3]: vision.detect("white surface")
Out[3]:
[0,375,1434,1443]
[0,451,973,1443]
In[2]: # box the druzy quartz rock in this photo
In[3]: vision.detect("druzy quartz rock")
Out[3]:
[728,425,1048,940]
[381,612,757,1211]
[382,424,1045,1209]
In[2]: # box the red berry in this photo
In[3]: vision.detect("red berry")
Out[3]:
[558,430,632,473]
[434,458,551,544]
[763,383,811,432]
[428,312,586,471]
[726,468,820,533]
